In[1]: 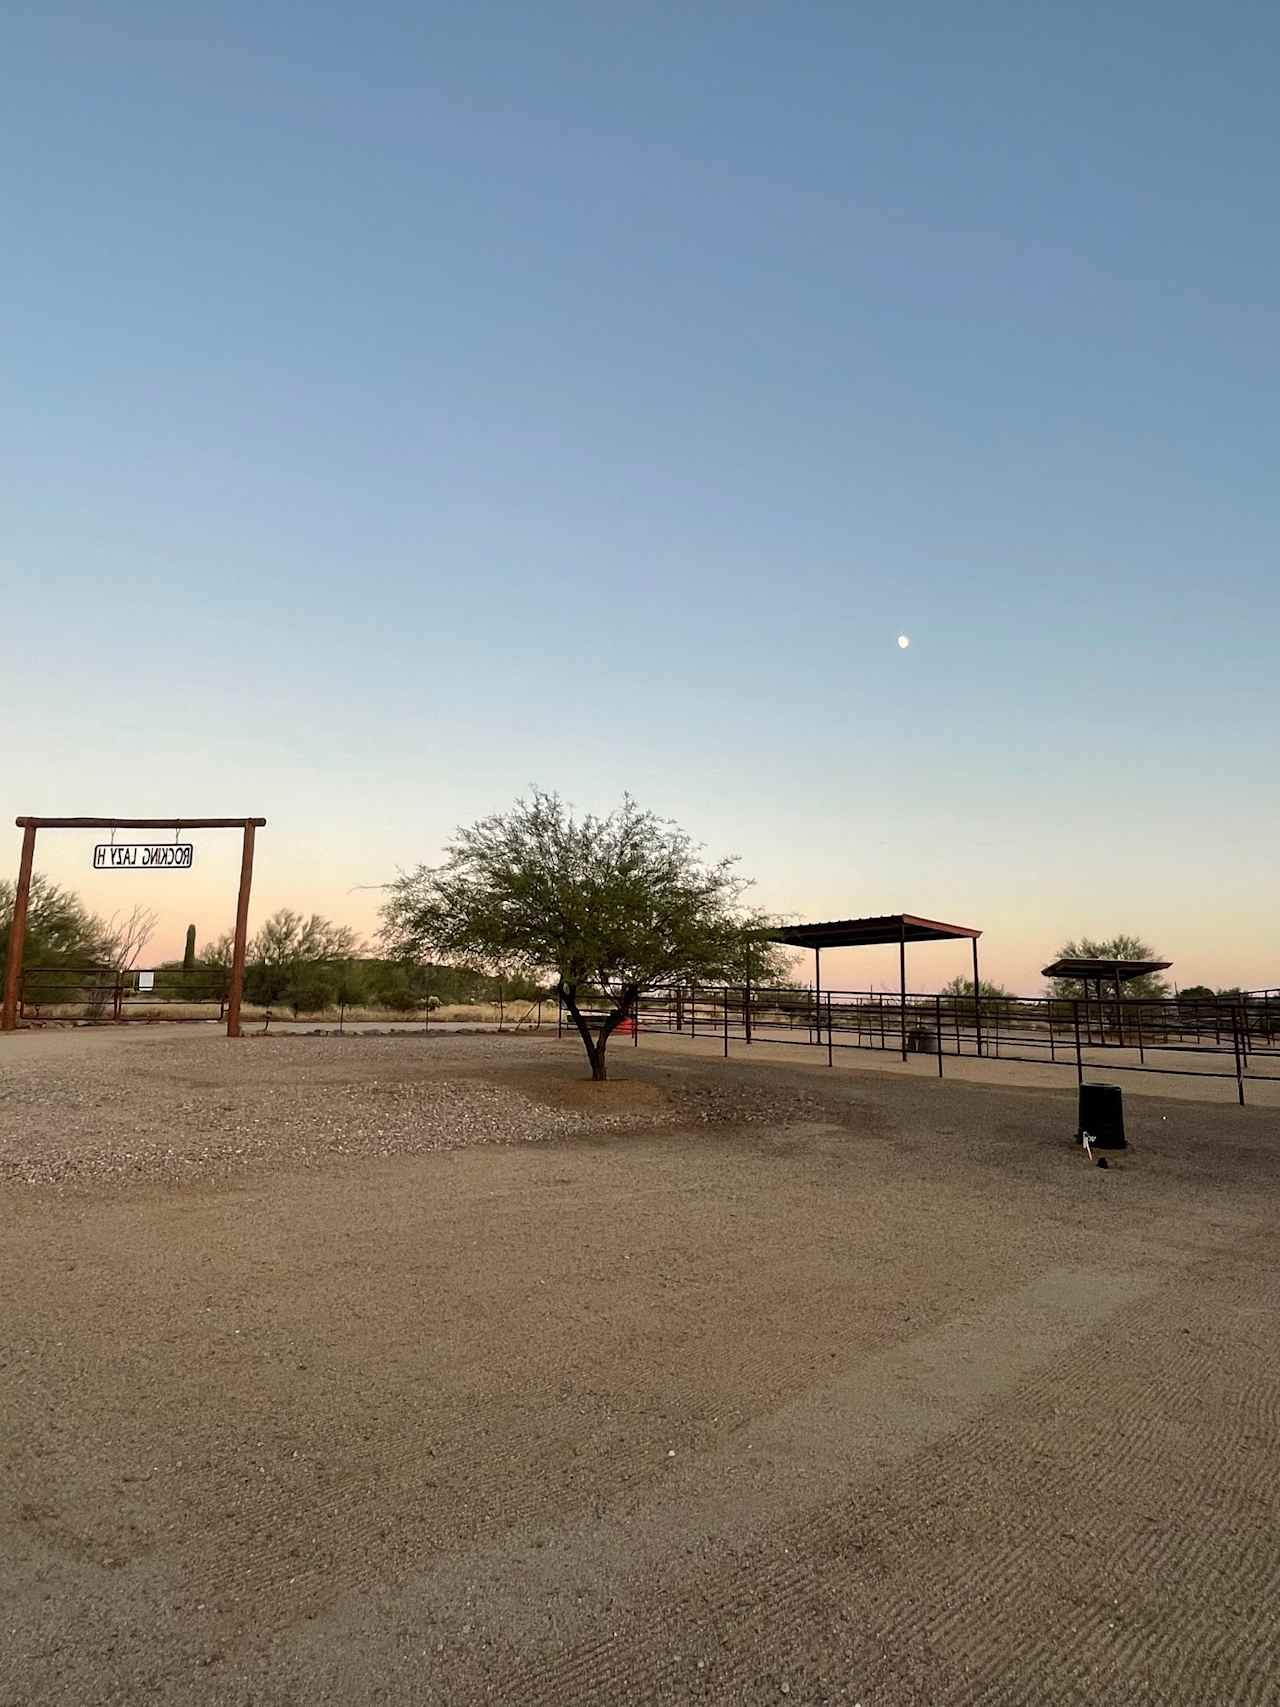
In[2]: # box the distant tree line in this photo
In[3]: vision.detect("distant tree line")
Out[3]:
[4,883,1273,1028]
[153,909,559,1019]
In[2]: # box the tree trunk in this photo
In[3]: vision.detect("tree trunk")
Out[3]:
[560,984,640,1082]
[561,987,606,1079]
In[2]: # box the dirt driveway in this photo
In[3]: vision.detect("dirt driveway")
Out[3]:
[2,1027,1278,1704]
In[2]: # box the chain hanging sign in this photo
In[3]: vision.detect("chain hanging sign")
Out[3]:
[93,842,194,870]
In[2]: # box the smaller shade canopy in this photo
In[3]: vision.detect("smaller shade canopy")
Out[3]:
[1041,958,1172,980]
[769,913,981,950]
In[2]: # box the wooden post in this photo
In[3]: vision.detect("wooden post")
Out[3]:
[226,821,257,1039]
[1,822,38,1031]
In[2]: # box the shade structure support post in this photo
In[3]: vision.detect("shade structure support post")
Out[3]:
[1073,999,1083,1085]
[814,946,821,1047]
[971,936,984,1057]
[1,822,38,1032]
[225,822,257,1040]
[899,921,908,1062]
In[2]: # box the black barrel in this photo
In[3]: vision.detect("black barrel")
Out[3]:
[1077,1082,1126,1149]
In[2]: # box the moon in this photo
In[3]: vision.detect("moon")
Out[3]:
[897,634,911,650]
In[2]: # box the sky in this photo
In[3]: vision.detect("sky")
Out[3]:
[3,1,1277,993]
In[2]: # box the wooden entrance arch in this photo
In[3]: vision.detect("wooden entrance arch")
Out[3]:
[1,817,267,1038]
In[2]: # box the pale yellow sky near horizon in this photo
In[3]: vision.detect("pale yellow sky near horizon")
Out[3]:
[4,815,1270,996]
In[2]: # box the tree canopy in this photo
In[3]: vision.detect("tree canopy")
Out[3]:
[938,975,1012,1000]
[1046,933,1169,999]
[0,874,106,968]
[381,790,783,1078]
[242,909,364,1008]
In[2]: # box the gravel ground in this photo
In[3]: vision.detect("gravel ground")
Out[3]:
[0,1028,831,1190]
[2,1026,1279,1706]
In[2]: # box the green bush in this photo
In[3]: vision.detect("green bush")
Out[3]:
[286,970,338,1018]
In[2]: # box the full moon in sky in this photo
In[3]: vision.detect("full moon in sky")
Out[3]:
[897,634,911,649]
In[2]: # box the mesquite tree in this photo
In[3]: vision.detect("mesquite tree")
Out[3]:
[381,790,781,1080]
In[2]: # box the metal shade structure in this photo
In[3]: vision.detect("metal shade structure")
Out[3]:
[1041,958,1172,983]
[1042,957,1173,1053]
[767,913,984,1061]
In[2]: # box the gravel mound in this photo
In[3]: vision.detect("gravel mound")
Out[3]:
[0,1032,834,1191]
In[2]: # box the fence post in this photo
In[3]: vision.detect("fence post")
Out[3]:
[1048,1000,1056,1062]
[723,986,729,1059]
[827,994,833,1067]
[1073,1000,1083,1086]
[634,995,639,1047]
[1234,1007,1246,1106]
[935,993,944,1078]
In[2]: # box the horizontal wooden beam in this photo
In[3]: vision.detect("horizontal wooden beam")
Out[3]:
[14,817,267,830]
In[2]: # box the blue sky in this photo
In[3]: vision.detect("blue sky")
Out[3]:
[3,2,1277,990]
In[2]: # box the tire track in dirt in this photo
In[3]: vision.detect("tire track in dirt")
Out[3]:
[862,1256,1280,1705]
[424,1267,1163,1704]
[475,1249,1279,1706]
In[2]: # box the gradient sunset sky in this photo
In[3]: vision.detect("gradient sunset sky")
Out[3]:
[4,3,1277,993]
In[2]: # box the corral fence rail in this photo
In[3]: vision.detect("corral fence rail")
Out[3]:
[16,964,231,1022]
[625,984,1280,1107]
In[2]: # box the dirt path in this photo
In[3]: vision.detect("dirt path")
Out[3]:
[2,1030,1278,1703]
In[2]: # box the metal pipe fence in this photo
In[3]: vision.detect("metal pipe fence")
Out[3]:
[16,965,230,1022]
[632,984,1280,1106]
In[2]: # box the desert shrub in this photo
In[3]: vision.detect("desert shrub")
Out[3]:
[286,970,338,1018]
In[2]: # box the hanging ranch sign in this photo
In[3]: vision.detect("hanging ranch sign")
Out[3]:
[93,843,194,871]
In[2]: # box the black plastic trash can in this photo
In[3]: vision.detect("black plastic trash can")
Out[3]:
[1077,1082,1126,1149]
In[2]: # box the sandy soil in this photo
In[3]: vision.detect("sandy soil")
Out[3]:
[2,1026,1278,1705]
